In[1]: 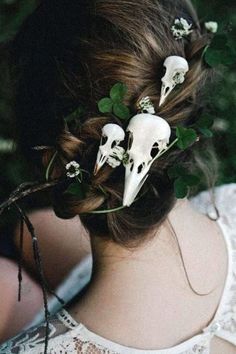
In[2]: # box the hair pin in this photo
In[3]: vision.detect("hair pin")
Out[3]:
[123,97,172,206]
[159,56,189,106]
[94,124,125,175]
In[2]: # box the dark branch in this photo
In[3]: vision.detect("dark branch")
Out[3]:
[0,180,59,216]
[15,203,50,354]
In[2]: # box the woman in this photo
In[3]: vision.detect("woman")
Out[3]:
[0,0,236,353]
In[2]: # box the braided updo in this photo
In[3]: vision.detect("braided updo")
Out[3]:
[11,0,214,246]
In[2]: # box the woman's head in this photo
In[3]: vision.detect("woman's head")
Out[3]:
[11,0,213,247]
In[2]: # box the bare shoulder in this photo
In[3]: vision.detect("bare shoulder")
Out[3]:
[211,336,236,354]
[14,208,91,288]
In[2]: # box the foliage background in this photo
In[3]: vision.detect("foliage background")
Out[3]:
[0,0,235,242]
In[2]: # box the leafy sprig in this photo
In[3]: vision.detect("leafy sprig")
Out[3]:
[170,123,213,198]
[176,126,198,150]
[204,26,236,68]
[168,165,200,199]
[98,83,130,120]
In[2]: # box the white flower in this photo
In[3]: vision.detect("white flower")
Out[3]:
[171,18,193,40]
[173,71,185,85]
[205,21,218,34]
[138,96,155,114]
[107,156,121,168]
[66,161,81,178]
[107,146,125,168]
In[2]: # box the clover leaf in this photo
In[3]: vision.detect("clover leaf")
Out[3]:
[168,165,185,179]
[176,126,198,150]
[98,82,130,120]
[174,178,189,199]
[204,33,236,68]
[98,97,113,113]
[113,102,130,120]
[110,83,128,102]
[168,165,200,199]
[65,182,84,198]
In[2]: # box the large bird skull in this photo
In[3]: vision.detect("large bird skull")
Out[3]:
[123,114,171,207]
[159,56,189,106]
[94,124,125,175]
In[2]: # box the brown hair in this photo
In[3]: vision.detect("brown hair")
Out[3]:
[11,0,214,247]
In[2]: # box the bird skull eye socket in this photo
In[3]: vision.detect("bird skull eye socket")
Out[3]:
[163,66,167,76]
[164,86,170,95]
[101,136,108,145]
[111,141,117,149]
[151,142,159,158]
[129,158,134,172]
[138,163,145,174]
[127,132,133,150]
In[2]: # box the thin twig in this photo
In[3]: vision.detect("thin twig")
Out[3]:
[15,204,50,354]
[17,217,24,302]
[0,180,59,216]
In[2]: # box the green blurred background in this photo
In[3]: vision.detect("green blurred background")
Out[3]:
[0,0,235,219]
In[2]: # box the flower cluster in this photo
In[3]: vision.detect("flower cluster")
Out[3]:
[107,146,125,168]
[138,96,155,114]
[173,71,186,85]
[171,18,193,40]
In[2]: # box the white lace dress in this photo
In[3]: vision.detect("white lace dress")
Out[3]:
[1,183,236,354]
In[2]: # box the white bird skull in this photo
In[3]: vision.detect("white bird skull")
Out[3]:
[94,124,125,175]
[123,114,171,207]
[159,56,189,106]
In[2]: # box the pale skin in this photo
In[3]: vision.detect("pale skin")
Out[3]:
[0,200,235,352]
[0,210,91,342]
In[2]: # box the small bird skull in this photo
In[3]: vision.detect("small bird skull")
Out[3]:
[94,124,125,175]
[123,113,171,207]
[159,56,189,106]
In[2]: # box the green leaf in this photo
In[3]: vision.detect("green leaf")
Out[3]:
[168,165,186,179]
[98,97,113,114]
[65,106,84,123]
[223,46,236,66]
[174,178,189,199]
[182,174,200,186]
[197,115,214,129]
[65,183,84,199]
[210,34,228,50]
[110,83,128,103]
[204,49,224,67]
[204,40,236,68]
[168,166,200,188]
[198,127,213,138]
[113,102,130,120]
[176,126,198,150]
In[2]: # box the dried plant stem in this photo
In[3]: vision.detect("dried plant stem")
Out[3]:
[0,180,59,216]
[17,217,24,302]
[15,203,50,354]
